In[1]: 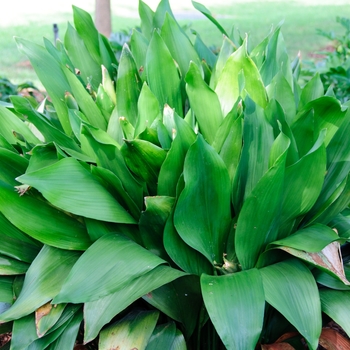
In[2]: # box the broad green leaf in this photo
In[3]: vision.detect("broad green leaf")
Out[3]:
[83,265,186,342]
[0,104,40,146]
[121,139,167,195]
[201,269,265,350]
[72,6,101,64]
[36,303,66,337]
[139,0,154,40]
[64,23,101,90]
[174,135,231,264]
[260,259,322,350]
[0,254,29,275]
[15,38,72,134]
[192,1,228,36]
[320,289,350,337]
[99,310,159,350]
[279,130,326,233]
[298,73,324,110]
[62,66,107,130]
[164,207,213,275]
[161,13,201,80]
[232,103,274,211]
[185,62,223,144]
[139,196,174,259]
[215,39,268,115]
[47,309,82,350]
[53,233,167,304]
[158,106,196,196]
[146,30,183,117]
[17,157,136,224]
[0,147,28,186]
[143,276,202,338]
[0,181,91,250]
[235,133,289,269]
[116,44,142,126]
[0,245,80,322]
[11,313,38,350]
[269,224,342,252]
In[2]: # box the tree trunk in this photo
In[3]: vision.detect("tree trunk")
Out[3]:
[95,0,112,38]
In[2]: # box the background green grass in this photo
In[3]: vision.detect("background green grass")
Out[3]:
[0,0,349,88]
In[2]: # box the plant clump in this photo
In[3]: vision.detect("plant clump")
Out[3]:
[0,1,349,349]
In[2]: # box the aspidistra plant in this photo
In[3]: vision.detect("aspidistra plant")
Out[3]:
[0,1,349,349]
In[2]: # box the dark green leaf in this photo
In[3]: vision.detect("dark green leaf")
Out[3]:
[17,157,136,224]
[174,135,231,264]
[235,132,289,269]
[83,265,186,342]
[53,233,167,303]
[0,180,91,250]
[260,259,322,350]
[201,269,265,350]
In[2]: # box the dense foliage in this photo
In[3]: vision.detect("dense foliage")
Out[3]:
[0,1,350,349]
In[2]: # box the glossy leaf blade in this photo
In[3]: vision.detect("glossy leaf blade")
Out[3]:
[260,259,322,350]
[0,181,91,250]
[53,233,167,304]
[17,157,136,224]
[235,134,289,269]
[201,269,265,350]
[0,245,80,322]
[174,135,231,264]
[320,289,350,337]
[84,265,186,342]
